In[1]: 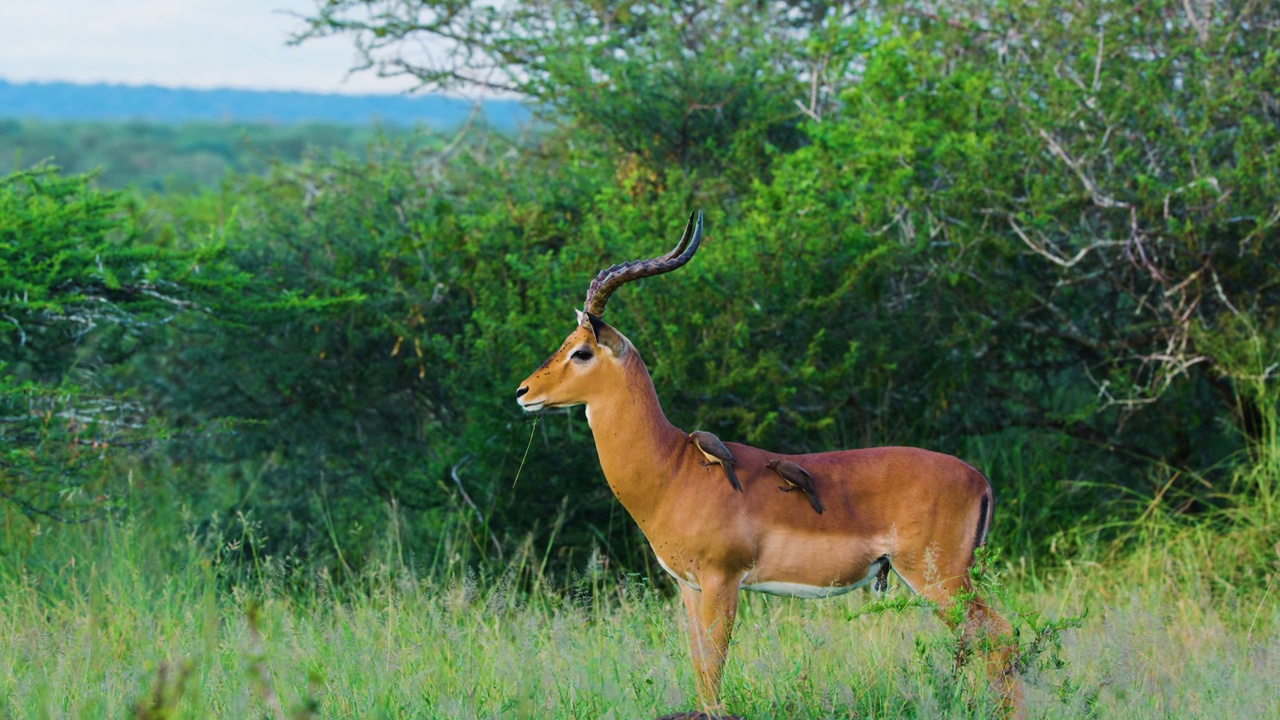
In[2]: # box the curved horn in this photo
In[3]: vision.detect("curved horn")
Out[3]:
[583,210,703,317]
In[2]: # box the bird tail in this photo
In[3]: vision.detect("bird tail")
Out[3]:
[725,464,743,493]
[808,491,825,514]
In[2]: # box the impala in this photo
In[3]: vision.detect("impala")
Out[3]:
[516,212,1021,718]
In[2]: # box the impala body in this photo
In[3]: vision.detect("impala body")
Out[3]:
[516,212,1020,717]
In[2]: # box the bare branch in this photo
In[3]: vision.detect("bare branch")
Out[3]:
[2,314,26,346]
[0,489,96,524]
[794,98,822,123]
[1007,216,1121,268]
[1092,26,1105,94]
[1180,0,1210,45]
[1038,128,1130,209]
[450,455,503,560]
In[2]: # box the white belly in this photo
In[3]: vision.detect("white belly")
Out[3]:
[654,554,700,590]
[741,580,864,599]
[655,554,886,598]
[740,561,883,598]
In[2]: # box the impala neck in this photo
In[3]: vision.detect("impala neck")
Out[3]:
[584,352,686,524]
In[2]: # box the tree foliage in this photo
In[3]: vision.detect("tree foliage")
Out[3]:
[297,0,817,182]
[282,0,1279,567]
[0,168,219,519]
[5,0,1277,578]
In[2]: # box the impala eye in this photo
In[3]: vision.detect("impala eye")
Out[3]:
[570,348,594,362]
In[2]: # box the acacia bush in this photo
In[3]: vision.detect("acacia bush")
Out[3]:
[0,167,228,521]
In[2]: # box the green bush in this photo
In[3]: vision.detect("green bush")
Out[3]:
[0,167,222,520]
[6,1,1277,584]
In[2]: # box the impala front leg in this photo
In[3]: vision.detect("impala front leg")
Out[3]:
[678,576,740,718]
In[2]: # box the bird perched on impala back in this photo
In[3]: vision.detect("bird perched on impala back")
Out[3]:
[765,459,825,514]
[689,430,743,492]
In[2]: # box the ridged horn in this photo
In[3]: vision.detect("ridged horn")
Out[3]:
[583,210,703,318]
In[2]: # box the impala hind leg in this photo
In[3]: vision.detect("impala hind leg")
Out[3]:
[891,562,1024,717]
[673,579,742,720]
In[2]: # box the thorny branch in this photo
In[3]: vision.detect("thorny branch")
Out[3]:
[1024,120,1251,415]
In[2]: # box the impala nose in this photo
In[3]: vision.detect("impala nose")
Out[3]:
[516,386,529,399]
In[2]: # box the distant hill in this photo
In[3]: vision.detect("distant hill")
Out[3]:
[1,119,438,192]
[0,79,531,130]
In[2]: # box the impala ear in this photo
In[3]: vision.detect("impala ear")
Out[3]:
[583,312,628,357]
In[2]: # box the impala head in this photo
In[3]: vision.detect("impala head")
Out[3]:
[516,211,703,412]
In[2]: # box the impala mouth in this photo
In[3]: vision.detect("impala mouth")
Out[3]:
[518,398,583,413]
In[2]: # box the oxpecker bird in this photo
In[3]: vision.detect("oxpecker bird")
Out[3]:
[689,430,743,492]
[765,458,825,514]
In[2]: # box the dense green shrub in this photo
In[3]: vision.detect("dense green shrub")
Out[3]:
[0,167,222,519]
[122,137,608,569]
[281,0,1275,572]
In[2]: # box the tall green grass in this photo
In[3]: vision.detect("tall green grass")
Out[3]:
[2,487,1276,720]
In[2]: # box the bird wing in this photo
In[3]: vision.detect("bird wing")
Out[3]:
[693,432,734,464]
[783,461,814,486]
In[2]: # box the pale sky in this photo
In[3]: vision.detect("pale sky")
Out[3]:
[0,0,421,95]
